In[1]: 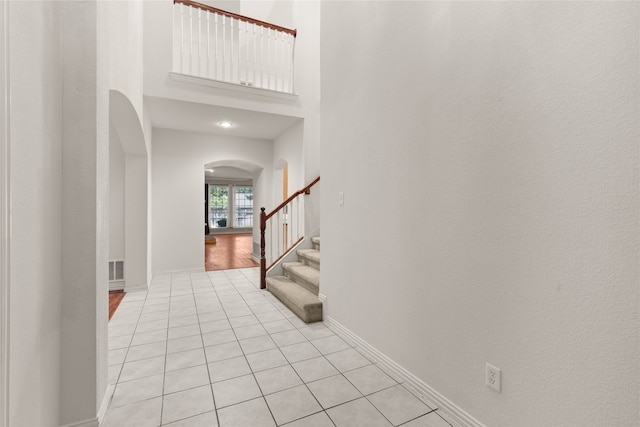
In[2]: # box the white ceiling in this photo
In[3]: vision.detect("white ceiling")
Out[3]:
[146,96,302,140]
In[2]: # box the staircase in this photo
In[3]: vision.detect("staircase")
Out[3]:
[266,237,322,323]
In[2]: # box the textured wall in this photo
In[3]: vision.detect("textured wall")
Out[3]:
[320,2,639,426]
[8,2,63,425]
[151,128,274,273]
[110,126,126,261]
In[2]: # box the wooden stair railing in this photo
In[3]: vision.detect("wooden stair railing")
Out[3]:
[260,176,320,289]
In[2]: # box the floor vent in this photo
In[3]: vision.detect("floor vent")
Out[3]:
[109,260,124,282]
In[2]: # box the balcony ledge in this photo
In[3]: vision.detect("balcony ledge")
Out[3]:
[169,72,299,102]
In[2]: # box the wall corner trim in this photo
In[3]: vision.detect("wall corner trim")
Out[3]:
[96,384,114,425]
[0,0,10,425]
[324,316,486,427]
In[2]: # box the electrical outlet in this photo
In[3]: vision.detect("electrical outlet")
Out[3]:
[486,363,501,393]
[338,192,344,206]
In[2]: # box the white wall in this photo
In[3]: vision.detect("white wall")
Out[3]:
[106,0,149,294]
[110,125,125,261]
[59,1,110,424]
[110,90,149,293]
[8,3,63,424]
[152,128,273,273]
[0,1,8,424]
[274,120,304,198]
[290,1,321,234]
[291,1,321,182]
[144,100,154,282]
[8,1,144,425]
[105,0,144,122]
[320,2,639,427]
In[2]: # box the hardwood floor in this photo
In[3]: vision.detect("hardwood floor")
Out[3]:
[108,290,126,320]
[205,233,259,271]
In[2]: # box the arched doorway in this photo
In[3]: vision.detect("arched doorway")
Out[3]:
[204,160,261,271]
[108,90,149,293]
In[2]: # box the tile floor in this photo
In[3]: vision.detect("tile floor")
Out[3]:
[103,268,453,427]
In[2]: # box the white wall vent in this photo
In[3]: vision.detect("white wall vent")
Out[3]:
[108,260,124,282]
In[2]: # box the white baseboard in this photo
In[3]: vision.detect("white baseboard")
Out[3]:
[152,267,205,276]
[318,293,327,316]
[59,417,98,427]
[97,384,114,425]
[324,316,485,427]
[108,281,124,291]
[124,284,148,293]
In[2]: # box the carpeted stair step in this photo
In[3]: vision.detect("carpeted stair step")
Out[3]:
[311,236,320,251]
[283,262,320,296]
[266,276,323,323]
[297,249,320,270]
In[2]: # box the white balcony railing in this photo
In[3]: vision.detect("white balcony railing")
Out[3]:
[173,0,297,94]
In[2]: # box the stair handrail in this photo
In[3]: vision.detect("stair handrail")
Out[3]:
[174,0,297,37]
[260,176,320,288]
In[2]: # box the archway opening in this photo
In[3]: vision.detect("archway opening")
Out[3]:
[204,160,261,271]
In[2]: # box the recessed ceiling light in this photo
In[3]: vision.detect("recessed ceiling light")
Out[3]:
[205,168,215,173]
[218,121,234,128]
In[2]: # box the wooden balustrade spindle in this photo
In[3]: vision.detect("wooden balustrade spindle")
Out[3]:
[173,0,297,93]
